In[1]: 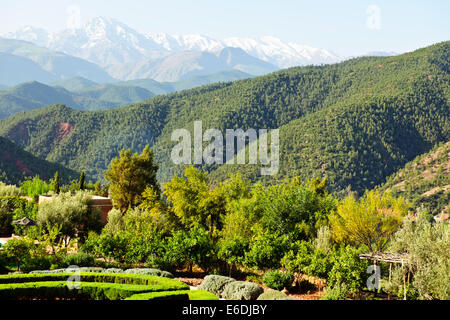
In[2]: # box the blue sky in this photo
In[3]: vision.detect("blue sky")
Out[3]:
[1,0,448,56]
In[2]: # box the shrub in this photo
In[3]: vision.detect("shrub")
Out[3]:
[102,268,123,273]
[60,253,95,268]
[198,275,236,297]
[37,191,103,243]
[124,268,174,278]
[21,256,52,273]
[321,283,350,300]
[2,237,33,270]
[222,281,264,300]
[244,228,289,270]
[0,183,23,197]
[257,289,292,300]
[163,227,216,272]
[103,209,124,233]
[0,196,28,236]
[281,240,332,279]
[388,213,450,300]
[20,177,51,201]
[262,270,294,290]
[327,246,369,294]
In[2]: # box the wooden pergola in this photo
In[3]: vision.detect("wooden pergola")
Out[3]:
[360,252,410,300]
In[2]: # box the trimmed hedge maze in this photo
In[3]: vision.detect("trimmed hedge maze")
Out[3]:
[0,273,218,300]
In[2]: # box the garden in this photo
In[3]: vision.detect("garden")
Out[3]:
[0,146,448,301]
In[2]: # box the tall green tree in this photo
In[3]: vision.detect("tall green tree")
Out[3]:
[78,171,86,190]
[105,145,159,212]
[53,171,60,194]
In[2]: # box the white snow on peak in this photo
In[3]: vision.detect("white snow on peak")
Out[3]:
[1,17,342,68]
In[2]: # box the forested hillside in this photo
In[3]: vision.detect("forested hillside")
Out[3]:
[378,142,449,216]
[0,41,448,196]
[0,81,155,118]
[0,136,78,184]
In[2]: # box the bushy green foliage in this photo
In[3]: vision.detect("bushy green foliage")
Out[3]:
[0,182,23,197]
[262,270,294,290]
[330,190,409,252]
[258,178,336,241]
[103,208,124,233]
[244,228,290,270]
[0,196,29,235]
[163,227,216,272]
[197,275,236,297]
[2,237,34,270]
[281,241,332,279]
[105,145,159,212]
[257,289,292,300]
[11,201,37,235]
[37,191,103,242]
[221,281,264,300]
[388,213,450,300]
[321,283,350,300]
[60,253,95,268]
[20,176,51,200]
[326,246,369,294]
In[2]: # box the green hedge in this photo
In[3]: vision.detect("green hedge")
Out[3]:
[0,273,191,300]
[0,281,175,300]
[126,290,218,300]
[0,273,188,290]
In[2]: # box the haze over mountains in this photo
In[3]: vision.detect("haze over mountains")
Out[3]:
[1,16,343,84]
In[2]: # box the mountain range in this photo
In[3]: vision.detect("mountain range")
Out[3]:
[0,35,270,84]
[0,42,447,211]
[3,17,341,69]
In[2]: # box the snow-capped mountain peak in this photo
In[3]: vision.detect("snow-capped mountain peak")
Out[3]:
[2,17,342,69]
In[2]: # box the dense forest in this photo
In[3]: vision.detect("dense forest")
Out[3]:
[0,136,78,184]
[0,41,448,199]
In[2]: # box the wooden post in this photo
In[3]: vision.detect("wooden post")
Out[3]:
[388,262,392,300]
[402,260,407,300]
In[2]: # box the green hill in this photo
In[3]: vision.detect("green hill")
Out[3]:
[51,77,99,92]
[378,142,449,216]
[0,52,58,86]
[0,81,156,118]
[112,70,254,95]
[0,38,115,84]
[0,136,78,185]
[75,84,154,105]
[0,41,448,196]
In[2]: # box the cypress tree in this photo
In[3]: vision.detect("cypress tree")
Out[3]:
[53,171,60,194]
[79,171,86,190]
